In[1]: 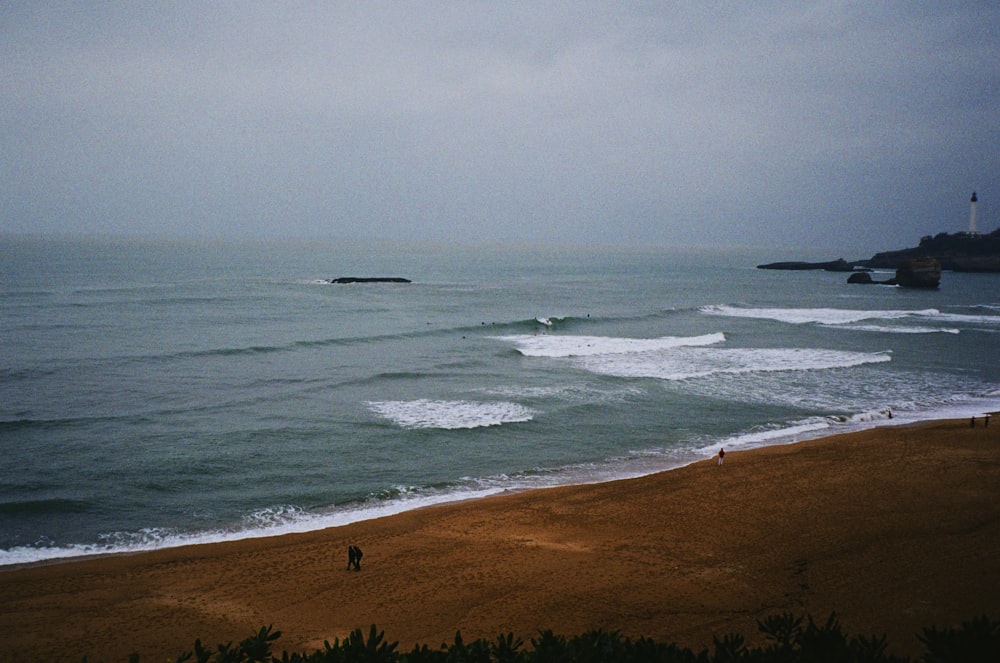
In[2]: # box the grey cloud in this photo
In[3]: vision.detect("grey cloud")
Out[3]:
[2,2,998,252]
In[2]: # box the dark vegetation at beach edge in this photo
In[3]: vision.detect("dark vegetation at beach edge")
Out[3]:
[84,613,1000,663]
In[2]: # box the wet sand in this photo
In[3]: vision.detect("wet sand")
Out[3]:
[2,418,998,661]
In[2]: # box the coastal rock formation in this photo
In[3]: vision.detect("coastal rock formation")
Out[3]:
[846,257,940,287]
[764,227,1000,288]
[763,228,1000,277]
[757,258,857,271]
[846,272,874,284]
[893,256,941,288]
[326,277,411,284]
[860,228,1000,272]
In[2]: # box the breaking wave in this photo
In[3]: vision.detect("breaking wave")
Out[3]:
[576,347,891,381]
[493,333,890,381]
[700,305,940,325]
[367,399,535,429]
[701,305,1000,332]
[495,332,726,357]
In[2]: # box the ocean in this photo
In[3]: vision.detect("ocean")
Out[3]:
[2,235,999,566]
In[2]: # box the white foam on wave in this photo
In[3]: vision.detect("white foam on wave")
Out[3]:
[694,420,834,455]
[846,325,960,334]
[673,365,997,418]
[931,312,1000,325]
[367,399,535,429]
[7,388,999,568]
[494,332,890,380]
[495,332,725,358]
[0,489,510,567]
[484,383,645,403]
[701,304,941,325]
[693,391,1000,459]
[578,346,891,381]
[702,305,1000,332]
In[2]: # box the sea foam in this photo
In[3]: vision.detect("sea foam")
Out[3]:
[701,305,1000,332]
[495,333,890,381]
[577,347,891,381]
[367,399,535,429]
[495,332,725,357]
[700,305,940,325]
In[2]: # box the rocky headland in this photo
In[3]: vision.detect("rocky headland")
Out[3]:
[757,228,1000,287]
[861,228,1000,272]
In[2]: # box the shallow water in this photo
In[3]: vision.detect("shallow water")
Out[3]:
[2,236,998,564]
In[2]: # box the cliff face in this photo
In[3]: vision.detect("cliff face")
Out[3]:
[861,229,1000,272]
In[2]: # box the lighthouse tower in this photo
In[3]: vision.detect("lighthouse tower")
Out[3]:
[970,191,978,234]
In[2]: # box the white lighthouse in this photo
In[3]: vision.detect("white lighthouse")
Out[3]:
[970,191,978,234]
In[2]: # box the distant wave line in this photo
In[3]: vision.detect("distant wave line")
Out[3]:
[3,314,639,373]
[700,304,942,325]
[496,332,727,358]
[701,304,1000,328]
[842,325,960,334]
[575,347,892,381]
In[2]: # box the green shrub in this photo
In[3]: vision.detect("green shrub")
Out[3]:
[86,613,983,663]
[918,615,1000,663]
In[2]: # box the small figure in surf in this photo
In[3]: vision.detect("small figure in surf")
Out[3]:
[717,448,725,466]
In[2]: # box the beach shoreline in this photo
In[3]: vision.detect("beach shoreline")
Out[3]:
[7,406,993,572]
[2,417,998,661]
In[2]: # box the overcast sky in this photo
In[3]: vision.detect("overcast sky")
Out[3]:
[2,2,998,253]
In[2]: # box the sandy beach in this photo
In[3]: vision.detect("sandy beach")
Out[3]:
[2,418,998,662]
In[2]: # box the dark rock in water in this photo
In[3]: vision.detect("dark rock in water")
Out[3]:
[757,258,857,272]
[894,256,940,288]
[327,277,411,284]
[845,256,940,288]
[847,272,897,286]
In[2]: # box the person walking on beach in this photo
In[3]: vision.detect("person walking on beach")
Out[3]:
[717,448,725,466]
[986,414,991,428]
[347,545,356,571]
[352,545,363,571]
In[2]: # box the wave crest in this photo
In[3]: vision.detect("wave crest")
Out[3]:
[700,305,940,325]
[367,399,535,429]
[495,332,726,358]
[579,347,891,381]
